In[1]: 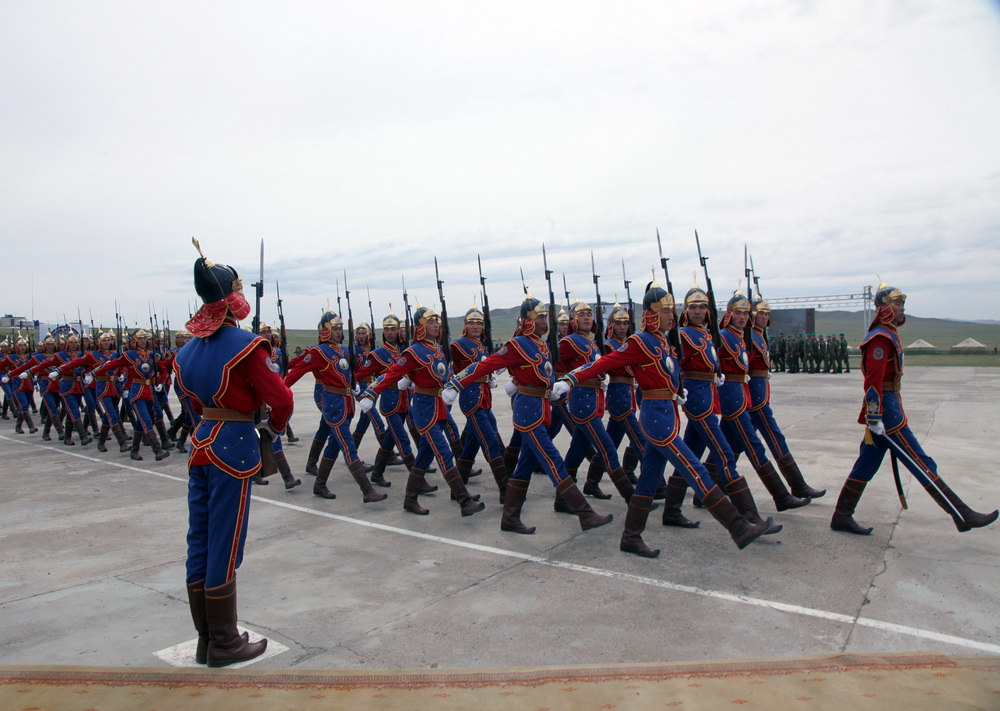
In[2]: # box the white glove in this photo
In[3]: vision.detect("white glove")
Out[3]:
[601,378,608,391]
[359,397,375,414]
[48,371,60,380]
[1,375,9,384]
[550,380,572,401]
[352,383,362,397]
[868,420,886,437]
[84,373,94,385]
[442,387,459,406]
[154,384,164,393]
[117,374,126,383]
[504,380,518,398]
[397,376,412,390]
[489,374,497,389]
[676,387,688,405]
[715,373,726,386]
[256,419,281,439]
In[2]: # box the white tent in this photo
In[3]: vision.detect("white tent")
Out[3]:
[906,339,936,349]
[952,338,987,350]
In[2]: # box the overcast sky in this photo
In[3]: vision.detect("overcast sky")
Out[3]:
[3,1,999,332]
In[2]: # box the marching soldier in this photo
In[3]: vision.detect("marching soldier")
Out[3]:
[602,302,646,485]
[58,331,130,452]
[10,335,65,442]
[175,244,294,667]
[831,282,997,535]
[2,336,39,434]
[361,305,484,517]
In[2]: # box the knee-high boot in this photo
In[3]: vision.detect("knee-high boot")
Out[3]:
[304,438,324,475]
[404,468,430,515]
[23,411,38,434]
[75,420,92,446]
[724,478,782,534]
[204,579,267,668]
[350,460,387,503]
[313,457,337,499]
[554,467,577,514]
[503,443,520,474]
[661,475,700,528]
[175,425,190,452]
[702,486,771,549]
[830,478,873,535]
[369,447,392,487]
[607,467,635,503]
[87,411,100,435]
[285,422,299,442]
[557,477,613,530]
[111,423,129,452]
[500,478,535,534]
[754,460,810,510]
[583,458,611,499]
[145,430,170,461]
[775,452,826,499]
[622,445,639,485]
[14,413,25,434]
[402,453,438,492]
[130,430,144,460]
[187,580,210,665]
[155,419,172,449]
[924,478,998,532]
[97,424,110,452]
[443,467,485,516]
[488,457,508,504]
[620,494,659,558]
[63,415,75,445]
[274,450,301,490]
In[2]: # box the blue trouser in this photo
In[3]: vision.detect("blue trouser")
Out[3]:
[509,424,572,486]
[721,411,770,470]
[380,411,413,456]
[459,407,503,462]
[186,464,253,588]
[749,404,791,460]
[61,392,84,423]
[636,400,716,498]
[564,416,621,471]
[846,424,939,486]
[676,413,741,485]
[413,420,457,471]
[99,395,122,426]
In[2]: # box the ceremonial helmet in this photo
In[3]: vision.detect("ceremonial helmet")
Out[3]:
[751,294,770,327]
[98,331,115,344]
[605,300,632,338]
[382,309,402,343]
[317,309,342,342]
[186,238,253,337]
[65,333,81,348]
[556,307,570,325]
[356,321,372,334]
[720,289,751,328]
[460,302,485,338]
[680,276,711,327]
[411,305,440,342]
[872,279,906,328]
[133,328,151,340]
[641,281,675,332]
[259,321,273,335]
[0,338,10,351]
[515,294,546,337]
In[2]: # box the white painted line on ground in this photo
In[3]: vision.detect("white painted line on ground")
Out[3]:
[6,434,999,656]
[153,628,288,668]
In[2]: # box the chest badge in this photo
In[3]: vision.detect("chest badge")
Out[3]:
[709,346,717,362]
[543,361,553,377]
[665,357,675,374]
[435,362,447,378]
[338,357,349,371]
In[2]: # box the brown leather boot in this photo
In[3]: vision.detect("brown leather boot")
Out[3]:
[724,478,782,534]
[924,479,998,533]
[503,443,520,474]
[204,579,267,667]
[313,457,337,499]
[187,580,209,664]
[443,467,485,516]
[582,458,611,499]
[661,475,700,528]
[500,478,535,534]
[130,430,144,460]
[75,420,92,447]
[403,454,438,491]
[155,419,171,447]
[607,467,635,503]
[285,422,299,442]
[111,423,129,452]
[488,456,508,504]
[558,478,613,530]
[775,452,826,499]
[456,457,475,485]
[553,467,578,514]
[14,413,25,434]
[692,461,717,508]
[702,486,771,549]
[145,430,170,461]
[97,424,110,452]
[369,447,392,487]
[305,438,324,476]
[176,426,189,452]
[622,445,639,485]
[404,468,430,515]
[350,460,387,502]
[63,416,76,445]
[830,478,873,535]
[755,460,810,510]
[620,495,659,557]
[23,412,38,434]
[274,450,301,490]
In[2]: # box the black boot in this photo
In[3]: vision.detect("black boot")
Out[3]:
[97,424,110,452]
[500,478,535,534]
[155,419,172,448]
[755,460,810,511]
[703,486,771,549]
[724,478,782,534]
[582,458,611,499]
[503,443,520,474]
[559,478,613,530]
[204,579,267,668]
[285,423,299,442]
[830,478,874,535]
[404,468,430,515]
[63,416,76,445]
[369,447,392,487]
[443,467,485,516]
[130,430,144,460]
[620,495,660,557]
[313,457,337,499]
[176,425,189,452]
[661,475,700,528]
[274,450,301,490]
[111,423,129,452]
[350,460,387,503]
[622,445,639,486]
[146,430,170,461]
[75,420,92,447]
[488,456,509,504]
[926,479,999,533]
[775,452,826,499]
[305,438,324,476]
[23,412,38,434]
[14,413,25,434]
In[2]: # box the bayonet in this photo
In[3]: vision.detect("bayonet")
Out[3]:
[343,271,357,389]
[477,255,495,354]
[591,251,605,351]
[434,257,452,367]
[542,244,558,366]
[695,230,723,352]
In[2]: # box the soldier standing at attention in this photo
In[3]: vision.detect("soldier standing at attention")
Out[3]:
[174,243,294,667]
[830,282,997,535]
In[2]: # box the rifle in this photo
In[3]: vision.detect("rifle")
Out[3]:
[335,278,342,320]
[367,286,377,349]
[749,250,761,296]
[590,251,605,351]
[434,257,451,368]
[694,230,723,351]
[276,280,289,375]
[655,228,685,359]
[252,242,276,475]
[562,274,571,313]
[477,254,495,354]
[744,244,753,303]
[519,267,528,295]
[343,271,357,389]
[542,244,559,367]
[402,275,412,346]
[621,259,635,333]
